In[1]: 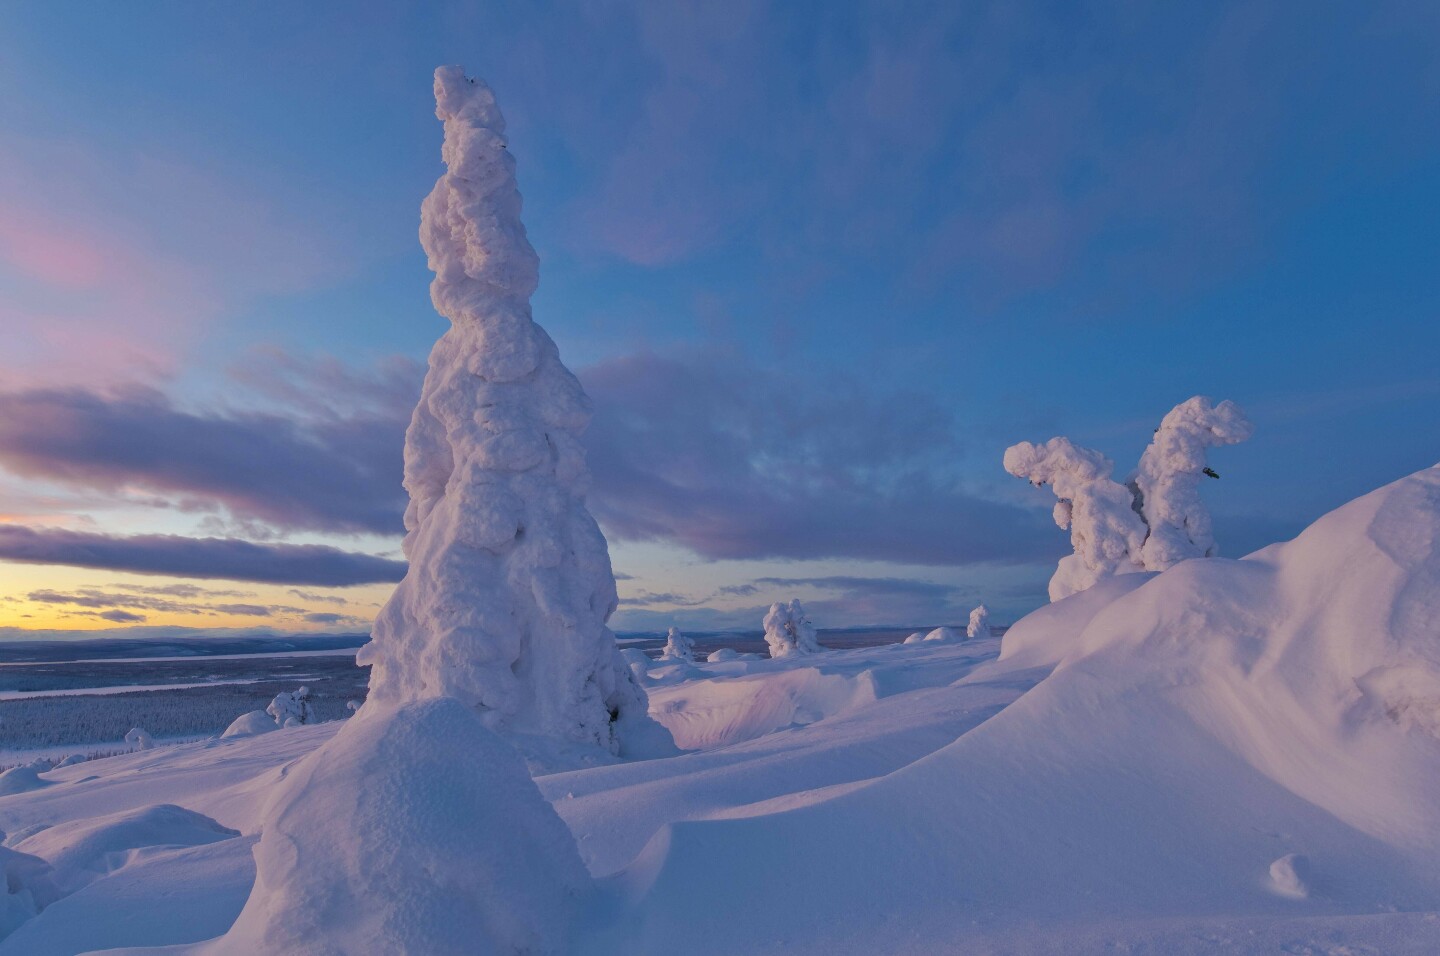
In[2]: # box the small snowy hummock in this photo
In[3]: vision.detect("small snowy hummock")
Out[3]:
[660,626,695,662]
[222,710,278,739]
[357,67,670,759]
[1004,437,1149,601]
[967,604,990,640]
[124,727,154,751]
[923,626,961,643]
[763,600,821,658]
[1135,396,1253,570]
[208,697,591,955]
[902,631,926,645]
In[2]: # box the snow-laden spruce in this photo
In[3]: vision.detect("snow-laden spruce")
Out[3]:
[763,600,820,658]
[265,687,310,728]
[1003,437,1148,601]
[660,626,694,662]
[357,67,671,758]
[967,604,990,640]
[1135,396,1253,570]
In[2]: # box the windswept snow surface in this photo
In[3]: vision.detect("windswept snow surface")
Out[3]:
[1,465,1439,953]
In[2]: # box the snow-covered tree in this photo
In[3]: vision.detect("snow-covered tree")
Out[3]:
[967,604,990,640]
[124,727,153,751]
[266,687,311,728]
[763,600,820,658]
[1134,396,1253,570]
[357,68,672,759]
[660,626,694,662]
[1004,438,1148,601]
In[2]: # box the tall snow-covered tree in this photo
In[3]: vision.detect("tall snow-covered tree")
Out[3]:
[763,599,820,658]
[1004,437,1148,601]
[358,67,672,758]
[660,626,694,663]
[967,604,990,640]
[1134,396,1253,570]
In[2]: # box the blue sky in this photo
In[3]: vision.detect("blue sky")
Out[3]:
[1,1,1437,634]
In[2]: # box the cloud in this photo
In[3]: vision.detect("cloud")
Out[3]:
[288,589,350,606]
[98,609,145,624]
[581,349,1055,565]
[0,380,407,536]
[0,525,405,586]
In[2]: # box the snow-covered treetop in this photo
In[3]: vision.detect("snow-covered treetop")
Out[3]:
[763,600,821,658]
[967,604,990,640]
[660,627,695,663]
[1135,396,1254,570]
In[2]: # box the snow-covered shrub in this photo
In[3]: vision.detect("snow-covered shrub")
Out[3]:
[265,688,311,728]
[123,727,154,751]
[620,648,652,681]
[211,697,590,955]
[763,600,821,658]
[222,710,278,739]
[967,604,990,640]
[1134,396,1253,570]
[357,67,672,760]
[1004,437,1149,601]
[660,627,694,662]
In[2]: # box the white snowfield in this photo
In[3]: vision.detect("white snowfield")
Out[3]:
[1,463,1439,953]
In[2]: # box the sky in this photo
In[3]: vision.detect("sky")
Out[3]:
[1,1,1438,637]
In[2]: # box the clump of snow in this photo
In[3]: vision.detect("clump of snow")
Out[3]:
[53,754,85,769]
[209,697,590,955]
[221,711,278,739]
[1135,396,1254,570]
[660,627,695,662]
[620,648,652,681]
[923,626,961,643]
[902,631,925,645]
[967,605,990,640]
[264,687,310,728]
[14,803,237,900]
[356,66,670,759]
[707,648,739,663]
[123,727,154,751]
[1268,853,1311,899]
[763,600,821,658]
[0,764,49,797]
[1004,437,1148,601]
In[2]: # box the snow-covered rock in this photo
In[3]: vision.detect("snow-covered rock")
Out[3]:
[660,627,695,663]
[763,600,821,658]
[966,604,990,640]
[356,66,671,760]
[1135,395,1253,570]
[123,728,154,752]
[208,697,590,955]
[221,711,278,739]
[1004,437,1148,601]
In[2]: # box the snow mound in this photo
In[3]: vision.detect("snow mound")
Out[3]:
[922,626,961,642]
[14,803,238,900]
[207,697,590,955]
[357,66,669,759]
[706,648,738,663]
[1268,853,1311,900]
[221,711,277,739]
[901,631,925,645]
[0,765,50,797]
[0,846,47,939]
[124,728,154,751]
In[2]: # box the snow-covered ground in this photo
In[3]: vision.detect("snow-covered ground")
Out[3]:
[0,464,1437,953]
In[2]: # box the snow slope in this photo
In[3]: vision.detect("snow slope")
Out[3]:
[1,465,1438,953]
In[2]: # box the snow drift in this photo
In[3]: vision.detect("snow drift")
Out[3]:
[357,67,670,760]
[206,698,590,955]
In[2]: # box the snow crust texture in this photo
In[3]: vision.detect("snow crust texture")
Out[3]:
[762,600,820,658]
[207,698,590,956]
[357,67,668,758]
